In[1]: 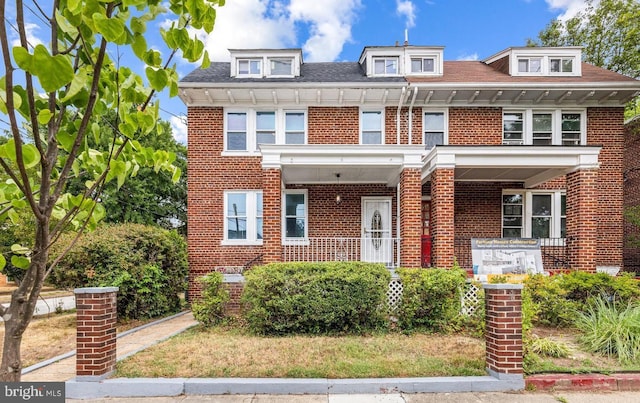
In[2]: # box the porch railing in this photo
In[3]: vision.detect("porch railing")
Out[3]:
[282,237,401,268]
[453,237,568,272]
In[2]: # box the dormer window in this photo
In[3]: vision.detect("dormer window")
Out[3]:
[269,58,293,76]
[238,59,262,76]
[373,57,399,75]
[550,58,574,73]
[518,57,542,73]
[411,57,435,73]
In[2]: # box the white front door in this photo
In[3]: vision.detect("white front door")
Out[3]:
[361,197,392,265]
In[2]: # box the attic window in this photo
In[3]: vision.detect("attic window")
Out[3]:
[518,57,542,73]
[238,59,262,76]
[373,57,399,75]
[550,58,574,73]
[411,57,435,73]
[269,58,293,76]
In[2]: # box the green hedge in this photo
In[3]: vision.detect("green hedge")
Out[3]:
[396,267,467,332]
[241,262,390,335]
[192,272,229,327]
[49,223,187,320]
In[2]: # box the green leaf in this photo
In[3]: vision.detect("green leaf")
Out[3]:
[131,34,147,59]
[0,254,5,271]
[145,67,168,91]
[13,47,36,74]
[130,17,146,34]
[0,139,17,161]
[201,50,211,69]
[171,166,181,183]
[32,45,74,92]
[10,244,30,254]
[55,9,77,34]
[93,13,125,42]
[61,71,88,102]
[37,109,53,125]
[57,130,76,152]
[21,144,40,169]
[11,255,30,270]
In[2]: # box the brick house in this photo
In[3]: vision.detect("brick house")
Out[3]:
[180,45,640,298]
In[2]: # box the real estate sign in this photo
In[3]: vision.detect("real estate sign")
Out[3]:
[471,238,544,282]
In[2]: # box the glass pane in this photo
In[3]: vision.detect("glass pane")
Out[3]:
[285,194,305,216]
[518,59,528,72]
[424,132,443,148]
[362,132,382,144]
[533,138,552,145]
[286,218,305,238]
[503,228,522,238]
[386,59,397,74]
[271,59,292,75]
[257,132,275,145]
[423,58,434,72]
[503,132,523,141]
[374,59,385,74]
[238,60,249,75]
[550,59,560,72]
[503,120,523,133]
[256,193,263,216]
[562,59,573,72]
[530,58,541,72]
[285,112,305,131]
[533,114,552,131]
[561,218,566,238]
[256,218,263,240]
[532,194,551,216]
[503,217,522,227]
[285,132,305,144]
[424,112,444,131]
[561,195,566,215]
[227,132,246,150]
[562,114,581,131]
[249,60,261,74]
[503,205,523,216]
[256,112,275,130]
[227,113,246,131]
[362,111,381,130]
[503,194,523,204]
[227,218,247,239]
[227,193,246,216]
[532,217,550,238]
[411,59,422,72]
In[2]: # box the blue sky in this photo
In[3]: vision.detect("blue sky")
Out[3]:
[4,0,594,144]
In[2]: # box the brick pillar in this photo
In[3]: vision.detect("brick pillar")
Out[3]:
[484,284,524,381]
[263,168,282,263]
[222,274,245,316]
[400,168,422,267]
[430,168,455,268]
[75,287,118,381]
[566,169,599,272]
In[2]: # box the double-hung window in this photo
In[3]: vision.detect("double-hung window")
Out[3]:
[373,57,398,75]
[502,191,566,240]
[423,110,447,149]
[502,110,584,145]
[550,58,574,73]
[360,110,383,144]
[518,57,542,73]
[224,109,307,152]
[284,190,307,240]
[224,191,263,244]
[237,59,262,76]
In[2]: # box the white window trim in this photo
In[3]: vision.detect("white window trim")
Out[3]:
[502,190,566,244]
[222,190,263,246]
[267,57,295,77]
[236,58,263,78]
[422,108,449,148]
[359,109,385,145]
[372,56,400,76]
[512,54,580,77]
[502,109,586,146]
[282,189,309,244]
[223,108,308,155]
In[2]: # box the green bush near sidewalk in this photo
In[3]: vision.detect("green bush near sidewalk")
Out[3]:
[242,262,390,335]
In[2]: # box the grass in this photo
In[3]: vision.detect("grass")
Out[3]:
[115,325,486,378]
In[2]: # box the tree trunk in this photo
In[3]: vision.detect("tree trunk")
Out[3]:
[0,307,26,381]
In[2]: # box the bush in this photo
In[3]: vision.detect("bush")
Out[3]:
[192,272,229,327]
[241,262,390,335]
[395,267,467,332]
[575,296,640,364]
[49,223,187,320]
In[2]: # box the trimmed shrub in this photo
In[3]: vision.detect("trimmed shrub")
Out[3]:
[49,223,187,320]
[241,262,390,335]
[192,272,229,327]
[396,267,467,332]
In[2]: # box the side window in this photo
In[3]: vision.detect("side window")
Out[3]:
[256,111,276,148]
[284,191,307,239]
[503,112,524,145]
[226,112,247,151]
[561,113,581,145]
[285,112,305,144]
[502,194,523,238]
[224,191,263,243]
[360,110,383,145]
[423,111,445,149]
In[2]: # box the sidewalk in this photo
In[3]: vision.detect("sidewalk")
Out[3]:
[21,311,198,382]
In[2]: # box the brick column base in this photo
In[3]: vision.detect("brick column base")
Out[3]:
[75,287,119,381]
[223,274,245,316]
[484,284,524,380]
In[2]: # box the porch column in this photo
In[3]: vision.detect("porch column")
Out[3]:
[263,168,282,263]
[431,167,455,268]
[400,168,422,267]
[566,168,598,272]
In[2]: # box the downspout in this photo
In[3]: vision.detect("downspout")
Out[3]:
[397,182,401,268]
[396,86,407,144]
[408,86,418,145]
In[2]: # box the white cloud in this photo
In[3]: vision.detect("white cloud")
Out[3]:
[289,0,362,62]
[170,115,188,144]
[10,23,44,49]
[396,1,416,28]
[545,0,592,20]
[457,53,479,61]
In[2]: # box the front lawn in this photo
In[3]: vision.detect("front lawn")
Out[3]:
[115,325,486,378]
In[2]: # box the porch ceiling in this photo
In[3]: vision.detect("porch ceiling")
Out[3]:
[422,145,602,188]
[260,144,425,187]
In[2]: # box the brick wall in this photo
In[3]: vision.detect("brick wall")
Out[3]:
[484,284,524,378]
[430,168,455,267]
[449,107,502,145]
[566,169,599,272]
[308,106,359,144]
[624,117,640,272]
[400,169,422,267]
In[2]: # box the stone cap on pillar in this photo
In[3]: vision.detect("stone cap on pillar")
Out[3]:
[74,287,119,294]
[482,283,523,290]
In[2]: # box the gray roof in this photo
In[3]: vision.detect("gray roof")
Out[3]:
[181,62,407,84]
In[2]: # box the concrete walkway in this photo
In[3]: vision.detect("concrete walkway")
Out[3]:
[21,311,198,382]
[0,294,76,321]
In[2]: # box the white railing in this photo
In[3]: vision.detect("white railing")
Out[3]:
[282,237,401,267]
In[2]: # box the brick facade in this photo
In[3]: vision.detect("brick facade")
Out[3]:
[624,117,640,273]
[430,168,455,268]
[400,168,422,267]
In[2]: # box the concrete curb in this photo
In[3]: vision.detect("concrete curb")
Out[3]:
[65,376,525,399]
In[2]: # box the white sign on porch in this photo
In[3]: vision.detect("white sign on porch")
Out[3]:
[471,238,544,282]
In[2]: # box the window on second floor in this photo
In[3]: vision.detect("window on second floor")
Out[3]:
[423,110,447,149]
[224,109,307,153]
[373,57,399,75]
[237,59,262,76]
[360,110,384,144]
[502,191,566,240]
[502,109,585,146]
